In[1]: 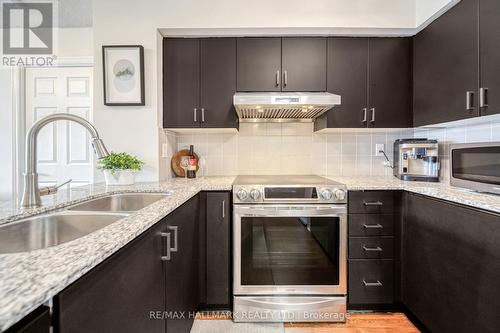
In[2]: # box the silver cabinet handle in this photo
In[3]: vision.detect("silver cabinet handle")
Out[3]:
[201,108,205,123]
[160,232,172,261]
[193,108,197,122]
[466,91,475,111]
[222,200,225,219]
[370,108,376,123]
[283,70,288,87]
[363,223,383,229]
[363,201,383,206]
[362,108,368,123]
[168,225,178,252]
[362,245,383,252]
[363,280,383,287]
[275,70,280,87]
[480,87,489,108]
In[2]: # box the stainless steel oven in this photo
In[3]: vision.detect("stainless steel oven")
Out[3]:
[450,142,500,195]
[232,175,348,322]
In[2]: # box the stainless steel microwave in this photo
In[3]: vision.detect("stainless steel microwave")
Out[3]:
[450,142,500,195]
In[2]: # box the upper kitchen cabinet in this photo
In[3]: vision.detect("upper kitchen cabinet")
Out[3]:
[315,37,411,130]
[317,37,368,129]
[281,38,327,91]
[479,0,500,116]
[236,38,282,92]
[413,0,479,126]
[200,38,238,128]
[236,37,327,92]
[163,38,200,128]
[368,38,412,128]
[163,38,237,129]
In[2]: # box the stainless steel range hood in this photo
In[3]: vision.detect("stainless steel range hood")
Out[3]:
[233,92,341,122]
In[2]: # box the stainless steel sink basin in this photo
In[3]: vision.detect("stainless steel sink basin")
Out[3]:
[0,212,128,254]
[67,193,169,213]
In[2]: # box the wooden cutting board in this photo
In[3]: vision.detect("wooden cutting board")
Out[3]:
[171,149,199,177]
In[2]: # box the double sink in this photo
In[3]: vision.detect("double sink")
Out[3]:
[0,193,171,254]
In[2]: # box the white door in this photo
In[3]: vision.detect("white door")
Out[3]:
[25,67,94,188]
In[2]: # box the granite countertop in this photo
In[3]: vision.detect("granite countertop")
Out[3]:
[0,177,235,332]
[332,177,500,214]
[1,175,499,331]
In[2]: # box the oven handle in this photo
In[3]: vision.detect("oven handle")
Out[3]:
[233,205,347,217]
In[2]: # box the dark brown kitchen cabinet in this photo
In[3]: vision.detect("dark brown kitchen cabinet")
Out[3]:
[5,306,50,333]
[479,0,500,116]
[236,37,327,92]
[236,37,282,92]
[316,38,368,129]
[281,38,327,91]
[54,220,165,333]
[205,192,231,306]
[348,191,402,309]
[54,196,201,333]
[163,38,237,129]
[413,0,479,126]
[163,38,200,128]
[368,38,412,128]
[315,37,411,130]
[164,195,200,333]
[200,38,238,128]
[403,193,500,333]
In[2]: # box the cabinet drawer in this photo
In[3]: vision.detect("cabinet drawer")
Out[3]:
[348,191,394,214]
[348,259,394,304]
[349,237,394,259]
[348,214,394,236]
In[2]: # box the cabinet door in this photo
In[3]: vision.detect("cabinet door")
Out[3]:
[236,38,282,92]
[5,306,50,333]
[165,196,200,333]
[368,38,412,128]
[413,0,479,126]
[479,0,500,116]
[200,38,238,128]
[320,38,368,129]
[206,192,231,306]
[403,194,500,333]
[163,38,200,128]
[281,37,327,92]
[55,222,165,333]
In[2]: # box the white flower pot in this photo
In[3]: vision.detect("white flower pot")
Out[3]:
[103,170,137,186]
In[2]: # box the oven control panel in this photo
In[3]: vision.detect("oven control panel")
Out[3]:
[233,185,347,204]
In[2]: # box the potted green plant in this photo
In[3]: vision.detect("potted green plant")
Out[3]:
[98,152,145,185]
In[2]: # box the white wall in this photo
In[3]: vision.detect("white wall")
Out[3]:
[0,69,14,200]
[92,0,424,182]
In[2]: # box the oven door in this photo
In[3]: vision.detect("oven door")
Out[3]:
[233,204,347,296]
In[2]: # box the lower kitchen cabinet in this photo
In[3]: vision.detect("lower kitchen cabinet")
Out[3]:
[54,220,165,333]
[205,192,231,307]
[349,260,395,305]
[5,306,50,333]
[403,193,500,333]
[54,195,200,333]
[164,195,200,333]
[347,191,402,308]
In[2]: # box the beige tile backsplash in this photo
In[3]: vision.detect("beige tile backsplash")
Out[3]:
[162,123,412,178]
[414,116,500,183]
[161,114,500,181]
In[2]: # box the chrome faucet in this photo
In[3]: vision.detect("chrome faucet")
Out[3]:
[20,113,109,208]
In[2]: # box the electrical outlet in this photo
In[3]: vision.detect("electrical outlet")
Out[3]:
[375,143,385,156]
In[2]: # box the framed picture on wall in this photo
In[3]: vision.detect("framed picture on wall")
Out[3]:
[102,45,145,106]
